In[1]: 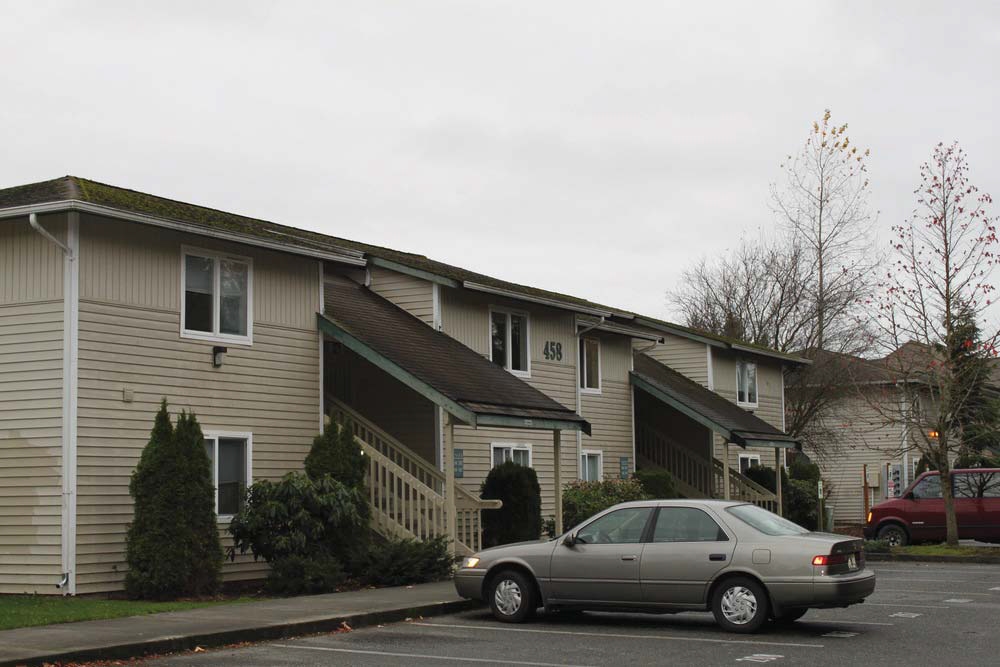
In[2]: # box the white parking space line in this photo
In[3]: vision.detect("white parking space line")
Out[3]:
[889,612,922,618]
[943,599,973,603]
[991,587,1000,591]
[865,603,949,609]
[877,589,992,596]
[801,620,894,626]
[271,643,594,667]
[736,655,784,663]
[411,622,824,649]
[821,631,859,638]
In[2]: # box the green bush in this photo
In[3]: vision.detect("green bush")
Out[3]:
[864,539,890,553]
[785,478,819,530]
[125,402,222,600]
[562,478,651,531]
[266,553,345,596]
[360,536,455,587]
[228,472,367,593]
[743,464,789,495]
[788,457,821,483]
[305,418,367,490]
[481,462,542,547]
[633,468,677,499]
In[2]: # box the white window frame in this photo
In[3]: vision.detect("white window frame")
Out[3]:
[181,246,254,346]
[491,442,533,468]
[579,336,602,394]
[580,449,603,481]
[203,430,253,520]
[488,306,531,377]
[738,453,761,475]
[736,359,758,407]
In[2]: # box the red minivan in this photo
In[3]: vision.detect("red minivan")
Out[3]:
[864,468,1000,546]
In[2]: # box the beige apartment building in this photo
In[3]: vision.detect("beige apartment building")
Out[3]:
[0,176,803,594]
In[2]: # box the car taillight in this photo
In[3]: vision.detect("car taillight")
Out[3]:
[812,554,849,566]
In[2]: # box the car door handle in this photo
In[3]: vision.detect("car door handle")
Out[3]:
[621,555,638,561]
[709,554,727,562]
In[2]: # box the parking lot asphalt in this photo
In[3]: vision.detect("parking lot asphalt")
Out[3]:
[143,561,1000,666]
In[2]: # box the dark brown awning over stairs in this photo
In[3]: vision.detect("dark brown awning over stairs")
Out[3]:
[319,274,590,434]
[631,353,797,449]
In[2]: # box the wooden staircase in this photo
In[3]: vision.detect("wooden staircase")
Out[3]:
[326,395,498,555]
[636,423,778,512]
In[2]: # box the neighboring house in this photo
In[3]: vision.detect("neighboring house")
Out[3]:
[0,176,803,595]
[794,346,993,527]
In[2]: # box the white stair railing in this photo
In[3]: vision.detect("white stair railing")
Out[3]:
[326,394,498,553]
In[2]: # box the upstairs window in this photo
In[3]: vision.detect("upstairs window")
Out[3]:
[490,308,529,375]
[579,337,601,393]
[736,360,757,406]
[182,249,252,344]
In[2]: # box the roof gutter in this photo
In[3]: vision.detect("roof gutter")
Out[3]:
[578,317,663,343]
[4,201,367,266]
[463,281,614,318]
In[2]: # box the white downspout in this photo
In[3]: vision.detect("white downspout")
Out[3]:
[30,213,78,595]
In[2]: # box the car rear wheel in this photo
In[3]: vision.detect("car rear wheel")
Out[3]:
[773,608,808,625]
[488,570,536,623]
[877,524,908,547]
[711,577,770,634]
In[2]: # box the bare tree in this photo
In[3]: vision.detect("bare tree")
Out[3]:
[867,141,998,546]
[772,109,878,351]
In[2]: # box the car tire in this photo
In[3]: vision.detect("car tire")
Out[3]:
[488,570,536,624]
[711,577,770,634]
[877,524,909,547]
[772,608,808,625]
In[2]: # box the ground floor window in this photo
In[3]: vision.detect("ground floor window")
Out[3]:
[204,432,252,517]
[738,453,760,475]
[492,442,532,468]
[581,450,603,481]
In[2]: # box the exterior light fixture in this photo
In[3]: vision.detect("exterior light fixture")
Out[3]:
[928,430,939,439]
[212,346,227,368]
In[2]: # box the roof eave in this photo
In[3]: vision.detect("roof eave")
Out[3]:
[0,199,368,266]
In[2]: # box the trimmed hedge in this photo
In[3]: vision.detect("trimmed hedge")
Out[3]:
[481,462,543,547]
[305,418,367,490]
[562,478,651,531]
[360,536,455,587]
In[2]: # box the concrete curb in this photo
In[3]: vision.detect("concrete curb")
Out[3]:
[867,552,1000,564]
[0,598,480,667]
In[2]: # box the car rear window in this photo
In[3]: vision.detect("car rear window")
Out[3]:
[726,504,810,536]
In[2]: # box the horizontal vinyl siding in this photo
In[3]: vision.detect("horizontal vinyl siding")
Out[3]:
[368,267,434,326]
[712,353,787,471]
[803,392,905,526]
[581,380,634,480]
[74,219,320,593]
[642,335,709,387]
[0,300,64,593]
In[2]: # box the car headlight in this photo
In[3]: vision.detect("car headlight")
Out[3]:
[461,556,480,569]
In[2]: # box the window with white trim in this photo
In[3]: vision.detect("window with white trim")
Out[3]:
[579,337,601,393]
[182,248,252,344]
[736,360,758,406]
[492,442,532,468]
[738,453,761,475]
[204,432,252,517]
[490,308,529,375]
[580,449,603,481]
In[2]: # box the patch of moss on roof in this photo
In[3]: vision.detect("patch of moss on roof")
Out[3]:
[0,175,806,363]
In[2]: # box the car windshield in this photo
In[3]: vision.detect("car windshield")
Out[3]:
[726,504,810,536]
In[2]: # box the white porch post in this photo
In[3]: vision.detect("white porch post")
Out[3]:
[553,430,563,536]
[775,447,784,517]
[722,440,731,500]
[443,412,458,552]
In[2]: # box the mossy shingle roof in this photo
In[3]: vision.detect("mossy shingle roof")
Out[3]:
[0,175,804,363]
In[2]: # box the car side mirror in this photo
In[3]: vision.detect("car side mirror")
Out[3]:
[563,532,576,547]
[904,491,915,500]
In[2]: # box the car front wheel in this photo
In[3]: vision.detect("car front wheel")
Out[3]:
[712,577,770,634]
[488,570,536,623]
[877,524,909,547]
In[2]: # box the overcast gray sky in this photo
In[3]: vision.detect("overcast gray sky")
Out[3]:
[3,2,998,321]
